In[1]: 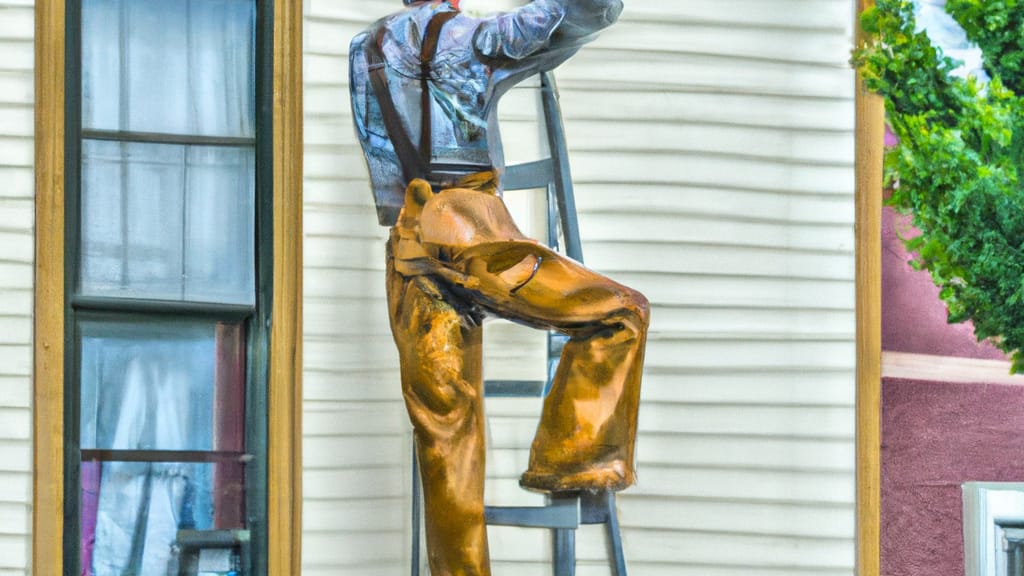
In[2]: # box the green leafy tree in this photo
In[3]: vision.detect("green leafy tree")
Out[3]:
[853,0,1024,371]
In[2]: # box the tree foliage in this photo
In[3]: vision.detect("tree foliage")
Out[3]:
[853,0,1024,371]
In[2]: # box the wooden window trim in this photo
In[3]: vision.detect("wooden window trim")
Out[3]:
[855,1,883,576]
[32,1,303,574]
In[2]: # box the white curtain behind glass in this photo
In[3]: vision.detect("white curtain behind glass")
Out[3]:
[81,140,255,304]
[80,0,257,306]
[84,328,217,575]
[82,0,255,137]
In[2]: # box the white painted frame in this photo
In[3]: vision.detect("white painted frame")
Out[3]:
[963,482,1024,576]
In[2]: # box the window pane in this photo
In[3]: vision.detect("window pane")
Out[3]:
[79,320,247,453]
[80,139,255,305]
[81,460,246,575]
[82,0,255,137]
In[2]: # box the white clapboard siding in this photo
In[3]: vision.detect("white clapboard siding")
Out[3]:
[0,1,33,575]
[303,0,857,574]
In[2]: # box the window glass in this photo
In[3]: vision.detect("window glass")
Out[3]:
[72,0,260,571]
[80,139,256,305]
[79,320,246,452]
[82,0,256,137]
[81,460,246,574]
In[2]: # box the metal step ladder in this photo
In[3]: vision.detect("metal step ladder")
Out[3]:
[410,71,627,576]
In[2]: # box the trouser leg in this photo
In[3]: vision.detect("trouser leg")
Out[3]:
[526,288,649,491]
[386,252,490,576]
[455,246,650,492]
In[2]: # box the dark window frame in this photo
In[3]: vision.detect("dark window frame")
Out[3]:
[61,0,276,572]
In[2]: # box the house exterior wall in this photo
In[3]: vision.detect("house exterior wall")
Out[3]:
[881,375,1024,576]
[0,0,34,574]
[881,208,1024,576]
[302,1,858,574]
[0,0,858,573]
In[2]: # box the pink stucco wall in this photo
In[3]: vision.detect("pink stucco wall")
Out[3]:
[881,207,1024,576]
[881,377,1024,575]
[882,207,1003,360]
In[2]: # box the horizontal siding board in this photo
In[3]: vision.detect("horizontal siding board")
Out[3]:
[649,306,854,339]
[576,184,855,226]
[0,441,29,473]
[0,293,32,320]
[0,317,29,345]
[0,409,28,441]
[299,565,399,573]
[581,240,851,278]
[620,498,854,539]
[639,369,856,406]
[610,272,853,310]
[639,403,854,439]
[0,105,31,136]
[0,8,32,40]
[0,535,27,569]
[494,564,849,576]
[0,503,28,535]
[484,525,853,569]
[558,51,853,100]
[303,436,406,470]
[304,401,407,437]
[0,264,30,290]
[0,377,29,408]
[303,532,404,566]
[568,151,853,195]
[0,199,33,232]
[0,168,32,198]
[620,0,851,30]
[488,433,853,475]
[302,497,405,532]
[591,530,853,569]
[0,233,32,264]
[0,41,31,72]
[633,466,853,505]
[0,472,29,504]
[598,22,851,66]
[565,88,855,132]
[0,72,33,106]
[305,467,406,500]
[643,339,854,372]
[0,137,32,168]
[567,120,855,164]
[635,434,853,472]
[0,345,30,378]
[304,369,402,403]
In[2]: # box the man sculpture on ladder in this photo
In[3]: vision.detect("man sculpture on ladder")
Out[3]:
[349,0,649,573]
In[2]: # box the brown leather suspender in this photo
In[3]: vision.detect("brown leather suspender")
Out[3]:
[365,9,459,183]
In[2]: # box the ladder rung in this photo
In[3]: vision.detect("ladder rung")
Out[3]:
[485,497,580,529]
[484,379,546,398]
[504,159,554,191]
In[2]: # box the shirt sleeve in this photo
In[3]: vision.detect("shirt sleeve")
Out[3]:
[474,0,622,61]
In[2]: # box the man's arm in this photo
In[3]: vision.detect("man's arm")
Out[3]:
[474,0,622,63]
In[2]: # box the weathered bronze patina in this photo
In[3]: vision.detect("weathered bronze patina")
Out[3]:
[350,1,647,573]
